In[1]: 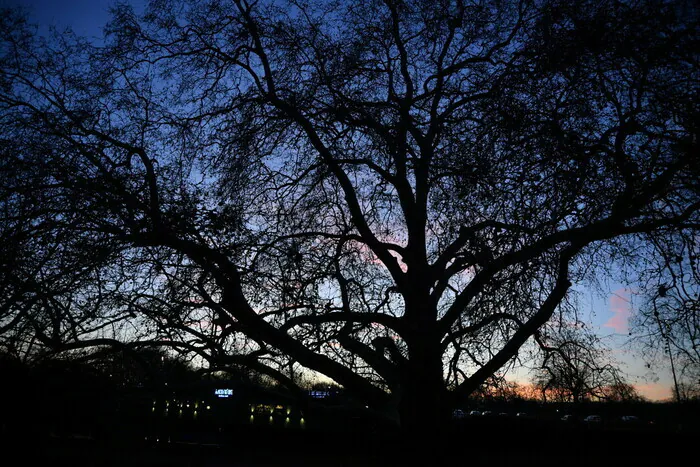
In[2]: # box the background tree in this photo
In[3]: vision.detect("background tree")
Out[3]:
[629,242,699,401]
[0,0,697,443]
[532,324,636,403]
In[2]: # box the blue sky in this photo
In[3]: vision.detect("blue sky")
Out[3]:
[3,0,675,401]
[3,0,130,38]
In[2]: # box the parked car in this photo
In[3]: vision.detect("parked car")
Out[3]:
[583,415,602,423]
[561,414,577,422]
[469,410,481,416]
[481,410,494,417]
[451,409,466,420]
[620,415,640,423]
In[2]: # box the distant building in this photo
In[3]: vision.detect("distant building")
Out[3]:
[119,378,306,443]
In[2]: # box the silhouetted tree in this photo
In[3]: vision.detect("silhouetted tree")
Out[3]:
[532,324,635,403]
[471,375,524,403]
[676,381,700,401]
[600,381,642,402]
[630,275,699,401]
[0,149,134,361]
[0,0,697,442]
[624,201,698,401]
[75,346,199,388]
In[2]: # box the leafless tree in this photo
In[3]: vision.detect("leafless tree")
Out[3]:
[532,324,637,403]
[0,0,697,440]
[629,235,699,401]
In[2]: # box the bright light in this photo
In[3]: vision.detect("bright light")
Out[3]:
[214,388,233,398]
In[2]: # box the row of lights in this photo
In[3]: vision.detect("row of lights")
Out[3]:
[152,400,212,418]
[150,400,304,427]
[248,414,305,428]
[248,404,305,428]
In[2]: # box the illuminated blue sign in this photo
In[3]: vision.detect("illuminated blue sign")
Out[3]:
[215,388,233,398]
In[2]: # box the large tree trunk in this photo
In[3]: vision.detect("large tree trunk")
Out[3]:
[397,335,450,459]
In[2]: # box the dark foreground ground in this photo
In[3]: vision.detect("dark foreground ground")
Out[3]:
[1,417,695,466]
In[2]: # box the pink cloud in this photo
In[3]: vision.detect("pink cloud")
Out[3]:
[604,288,632,334]
[354,239,408,272]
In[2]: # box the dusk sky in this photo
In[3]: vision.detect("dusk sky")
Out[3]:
[3,0,676,402]
[2,0,140,38]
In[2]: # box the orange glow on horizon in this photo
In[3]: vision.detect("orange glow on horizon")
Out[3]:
[634,383,672,402]
[489,380,671,402]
